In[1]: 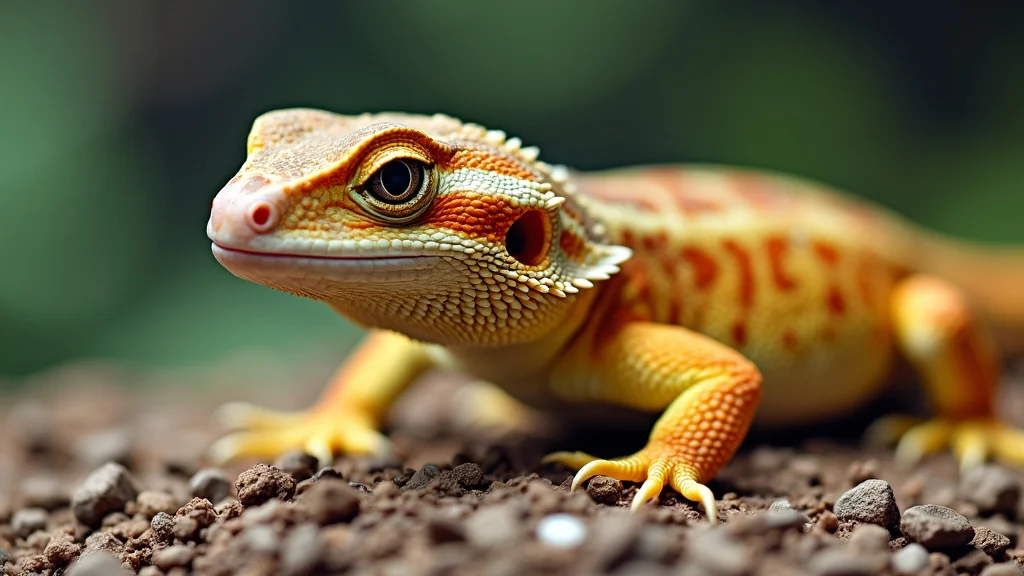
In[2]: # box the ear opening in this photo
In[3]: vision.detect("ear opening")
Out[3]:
[505,209,551,267]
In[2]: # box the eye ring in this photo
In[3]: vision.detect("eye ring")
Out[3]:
[354,159,437,223]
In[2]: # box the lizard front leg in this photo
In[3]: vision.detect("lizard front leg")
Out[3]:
[211,329,436,464]
[543,322,762,521]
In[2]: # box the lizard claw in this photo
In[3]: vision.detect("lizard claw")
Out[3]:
[544,449,718,521]
[867,414,1024,471]
[209,401,392,465]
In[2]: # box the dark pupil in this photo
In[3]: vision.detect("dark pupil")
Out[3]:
[380,161,412,197]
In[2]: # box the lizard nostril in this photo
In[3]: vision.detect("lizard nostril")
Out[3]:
[246,201,277,233]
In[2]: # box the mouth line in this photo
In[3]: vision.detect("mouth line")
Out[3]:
[211,243,428,261]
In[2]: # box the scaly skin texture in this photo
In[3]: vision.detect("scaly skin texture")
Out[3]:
[207,109,1024,522]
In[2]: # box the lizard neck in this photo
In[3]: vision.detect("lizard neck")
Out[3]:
[443,286,602,401]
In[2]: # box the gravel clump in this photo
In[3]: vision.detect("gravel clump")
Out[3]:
[585,476,623,505]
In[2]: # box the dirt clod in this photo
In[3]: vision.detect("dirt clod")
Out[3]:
[973,525,1012,556]
[833,478,900,528]
[136,490,178,517]
[71,462,141,527]
[235,463,296,506]
[585,476,623,505]
[299,478,361,524]
[900,504,976,549]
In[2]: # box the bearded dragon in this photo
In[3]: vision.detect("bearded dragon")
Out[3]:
[206,109,1024,522]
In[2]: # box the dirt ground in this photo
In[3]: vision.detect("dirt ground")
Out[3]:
[3,355,1024,576]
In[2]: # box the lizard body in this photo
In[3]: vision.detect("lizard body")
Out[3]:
[208,109,1024,521]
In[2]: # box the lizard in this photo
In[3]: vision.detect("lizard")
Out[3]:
[206,108,1024,522]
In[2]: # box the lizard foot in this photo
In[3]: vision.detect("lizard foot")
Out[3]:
[866,415,1024,470]
[209,402,391,466]
[542,449,718,522]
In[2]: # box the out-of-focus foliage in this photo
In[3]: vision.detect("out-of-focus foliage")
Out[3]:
[1,1,1022,377]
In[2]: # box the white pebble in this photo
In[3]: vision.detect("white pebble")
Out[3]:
[536,514,587,548]
[891,543,929,574]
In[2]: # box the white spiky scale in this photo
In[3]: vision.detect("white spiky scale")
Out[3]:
[520,146,540,162]
[504,137,522,151]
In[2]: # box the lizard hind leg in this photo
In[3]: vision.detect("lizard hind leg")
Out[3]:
[880,274,1024,469]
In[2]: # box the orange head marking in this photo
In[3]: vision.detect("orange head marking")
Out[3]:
[208,109,631,346]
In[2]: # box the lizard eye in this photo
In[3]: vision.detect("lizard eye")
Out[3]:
[356,159,436,222]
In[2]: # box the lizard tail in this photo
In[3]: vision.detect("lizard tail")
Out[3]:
[918,233,1024,355]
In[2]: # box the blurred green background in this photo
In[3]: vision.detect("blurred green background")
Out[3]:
[2,1,1023,378]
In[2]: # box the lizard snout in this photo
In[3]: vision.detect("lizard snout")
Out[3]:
[208,176,284,248]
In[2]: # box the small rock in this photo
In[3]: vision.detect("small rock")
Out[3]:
[404,464,441,490]
[67,550,131,576]
[849,523,891,552]
[834,479,900,528]
[74,429,133,469]
[235,464,296,506]
[11,507,48,537]
[768,499,792,512]
[816,511,839,533]
[189,468,232,503]
[83,531,124,557]
[136,491,178,517]
[974,526,1013,556]
[18,474,69,510]
[451,463,484,488]
[274,451,320,483]
[960,465,1021,517]
[807,548,889,576]
[586,476,623,505]
[71,463,141,527]
[299,478,361,524]
[688,528,754,576]
[536,514,587,548]
[900,504,975,549]
[891,543,929,574]
[281,523,323,575]
[466,503,522,548]
[152,545,193,570]
[981,564,1024,576]
[176,497,217,528]
[427,515,466,544]
[150,512,175,543]
[244,524,280,554]
[953,549,994,573]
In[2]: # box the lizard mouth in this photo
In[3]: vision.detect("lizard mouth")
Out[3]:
[211,243,427,262]
[210,243,444,284]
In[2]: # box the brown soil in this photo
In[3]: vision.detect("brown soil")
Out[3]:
[3,357,1024,575]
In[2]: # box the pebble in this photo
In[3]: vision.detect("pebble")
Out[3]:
[136,490,178,517]
[833,479,900,528]
[150,512,175,542]
[960,465,1021,517]
[404,464,441,490]
[981,564,1024,576]
[11,507,48,537]
[245,524,281,554]
[281,523,323,575]
[466,503,522,548]
[235,464,296,506]
[585,476,623,505]
[815,510,839,533]
[806,548,889,576]
[848,523,890,552]
[67,550,131,576]
[152,544,193,570]
[536,514,587,548]
[189,468,232,503]
[71,462,141,527]
[274,451,320,483]
[18,474,69,510]
[973,525,1013,556]
[900,504,975,549]
[74,429,133,469]
[299,478,361,524]
[451,462,484,488]
[890,542,929,574]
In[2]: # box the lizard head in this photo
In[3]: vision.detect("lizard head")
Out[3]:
[208,109,631,346]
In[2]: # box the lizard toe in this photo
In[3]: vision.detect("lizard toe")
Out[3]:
[883,416,1024,471]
